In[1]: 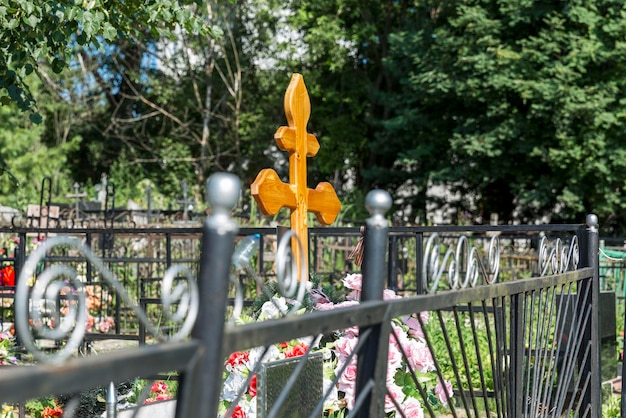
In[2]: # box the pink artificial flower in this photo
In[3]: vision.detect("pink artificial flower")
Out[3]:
[342,274,362,291]
[402,316,424,340]
[403,397,425,418]
[337,360,358,410]
[314,302,336,311]
[98,320,111,333]
[435,379,454,407]
[383,289,401,300]
[384,381,405,413]
[334,335,358,362]
[346,289,361,301]
[387,341,403,372]
[405,340,435,373]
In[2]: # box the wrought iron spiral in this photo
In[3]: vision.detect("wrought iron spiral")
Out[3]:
[15,236,199,363]
[230,230,308,322]
[423,234,500,294]
[538,235,579,276]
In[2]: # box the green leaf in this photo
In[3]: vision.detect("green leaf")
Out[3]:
[51,57,66,73]
[29,112,42,124]
[23,14,40,28]
[102,22,117,41]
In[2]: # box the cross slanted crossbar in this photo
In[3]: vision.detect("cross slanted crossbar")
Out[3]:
[251,73,341,280]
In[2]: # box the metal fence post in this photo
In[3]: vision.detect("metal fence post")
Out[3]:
[587,214,601,417]
[579,214,600,417]
[355,189,392,418]
[180,173,240,418]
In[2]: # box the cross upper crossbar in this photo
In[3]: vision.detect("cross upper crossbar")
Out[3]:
[251,73,341,279]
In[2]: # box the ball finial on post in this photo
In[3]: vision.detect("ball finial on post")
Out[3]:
[586,213,598,229]
[206,173,241,230]
[365,189,392,226]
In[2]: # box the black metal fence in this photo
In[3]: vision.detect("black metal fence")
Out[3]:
[0,173,608,417]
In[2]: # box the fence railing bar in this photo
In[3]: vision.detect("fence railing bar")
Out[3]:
[554,290,591,414]
[532,286,558,415]
[522,290,535,417]
[386,269,594,316]
[480,298,503,417]
[433,310,466,416]
[452,306,481,416]
[467,301,492,417]
[542,282,573,413]
[567,343,592,417]
[412,315,453,418]
[0,341,201,404]
[528,287,549,416]
[222,302,389,352]
[493,296,509,416]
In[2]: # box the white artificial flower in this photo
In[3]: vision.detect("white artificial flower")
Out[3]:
[260,297,288,319]
[221,371,248,402]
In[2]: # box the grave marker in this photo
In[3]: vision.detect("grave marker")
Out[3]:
[66,182,87,221]
[251,74,341,279]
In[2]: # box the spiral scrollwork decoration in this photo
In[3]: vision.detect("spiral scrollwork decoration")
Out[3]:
[228,230,308,322]
[538,235,579,276]
[423,234,500,294]
[15,236,199,364]
[161,264,199,341]
[274,230,308,309]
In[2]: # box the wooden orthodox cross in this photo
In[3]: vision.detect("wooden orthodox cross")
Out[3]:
[251,74,341,280]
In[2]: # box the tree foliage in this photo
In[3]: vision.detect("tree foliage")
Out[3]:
[0,0,210,121]
[3,0,626,234]
[382,0,626,231]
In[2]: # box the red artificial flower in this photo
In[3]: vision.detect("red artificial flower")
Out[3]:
[248,374,257,397]
[284,343,309,358]
[151,381,169,394]
[42,405,63,418]
[231,405,246,418]
[226,351,249,367]
[0,265,14,287]
[278,341,289,349]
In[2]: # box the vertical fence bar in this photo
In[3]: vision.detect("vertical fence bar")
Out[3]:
[509,293,524,418]
[355,189,392,418]
[415,232,424,295]
[387,235,398,291]
[181,173,240,418]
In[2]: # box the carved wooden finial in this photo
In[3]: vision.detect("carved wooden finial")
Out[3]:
[251,74,341,280]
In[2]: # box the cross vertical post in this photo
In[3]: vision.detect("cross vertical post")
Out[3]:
[66,182,87,221]
[251,73,341,280]
[178,180,195,221]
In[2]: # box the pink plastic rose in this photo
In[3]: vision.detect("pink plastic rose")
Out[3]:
[342,273,362,291]
[334,335,358,362]
[403,397,425,418]
[337,360,357,409]
[435,379,453,407]
[405,339,435,373]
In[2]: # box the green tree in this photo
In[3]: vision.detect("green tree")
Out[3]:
[0,99,79,210]
[383,0,626,231]
[0,0,210,120]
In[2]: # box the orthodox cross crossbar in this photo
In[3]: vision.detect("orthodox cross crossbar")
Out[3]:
[251,73,341,279]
